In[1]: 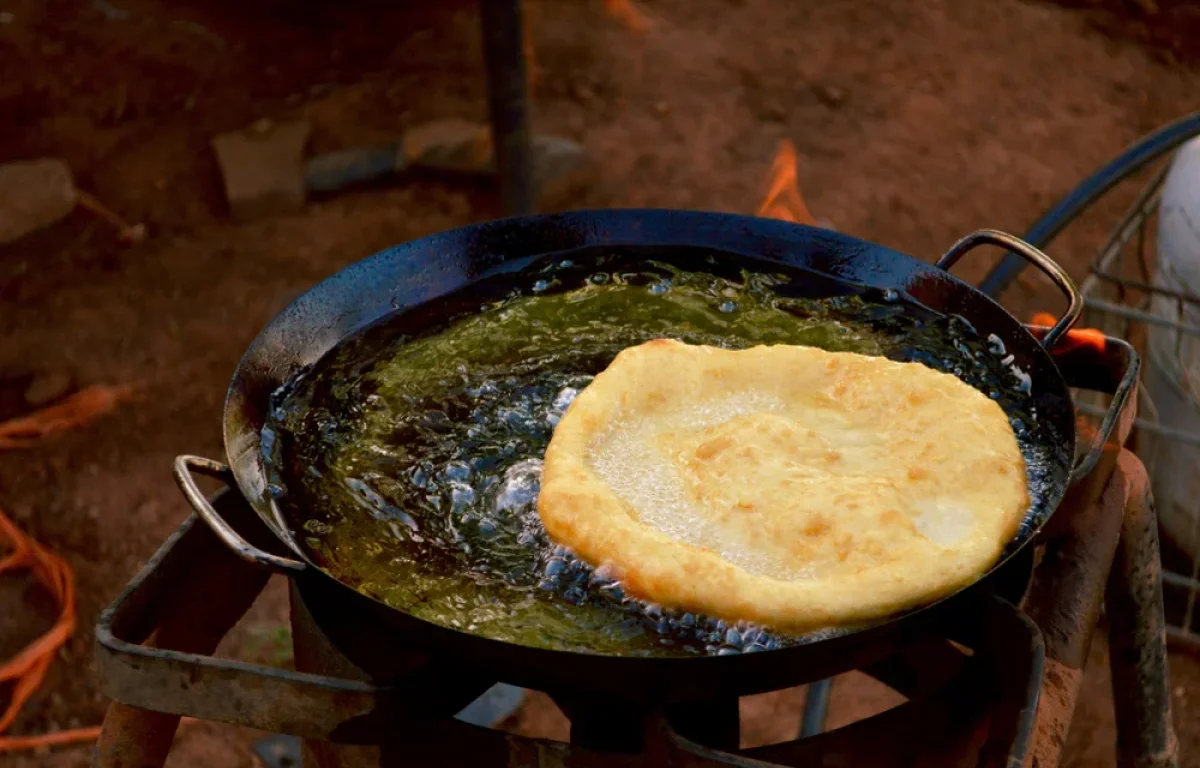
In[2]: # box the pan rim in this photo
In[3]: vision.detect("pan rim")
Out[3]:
[218,208,1076,662]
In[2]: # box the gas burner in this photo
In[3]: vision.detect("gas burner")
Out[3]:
[91,336,1176,768]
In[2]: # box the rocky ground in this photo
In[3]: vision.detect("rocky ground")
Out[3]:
[1,0,1199,764]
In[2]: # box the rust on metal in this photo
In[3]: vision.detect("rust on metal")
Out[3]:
[94,512,384,741]
[1023,449,1130,667]
[94,507,274,768]
[1021,449,1133,768]
[91,395,1176,767]
[92,704,190,768]
[90,494,1058,767]
[1106,456,1179,768]
[1026,659,1082,768]
[1024,450,1177,768]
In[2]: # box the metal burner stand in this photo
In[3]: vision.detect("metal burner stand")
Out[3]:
[978,109,1200,652]
[89,341,1176,768]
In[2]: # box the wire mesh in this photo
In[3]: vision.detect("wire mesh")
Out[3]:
[1073,161,1200,649]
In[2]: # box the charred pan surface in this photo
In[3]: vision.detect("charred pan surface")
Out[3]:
[1022,459,1127,768]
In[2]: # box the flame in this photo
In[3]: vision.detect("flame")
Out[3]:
[603,0,652,34]
[756,140,817,226]
[1031,312,1106,353]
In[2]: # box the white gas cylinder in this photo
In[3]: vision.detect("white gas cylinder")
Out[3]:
[1148,135,1200,559]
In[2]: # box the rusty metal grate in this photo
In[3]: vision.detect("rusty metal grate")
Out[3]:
[1073,159,1200,650]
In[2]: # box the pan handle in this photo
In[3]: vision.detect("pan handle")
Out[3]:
[936,229,1083,351]
[173,455,307,574]
[1070,372,1133,485]
[1041,332,1141,485]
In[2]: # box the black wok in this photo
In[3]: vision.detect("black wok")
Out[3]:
[175,209,1135,701]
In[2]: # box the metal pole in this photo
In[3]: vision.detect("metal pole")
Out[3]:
[480,0,535,216]
[799,678,832,737]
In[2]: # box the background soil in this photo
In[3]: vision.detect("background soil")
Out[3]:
[1052,0,1200,66]
[1,0,1199,765]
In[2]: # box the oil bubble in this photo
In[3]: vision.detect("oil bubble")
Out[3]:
[303,519,333,534]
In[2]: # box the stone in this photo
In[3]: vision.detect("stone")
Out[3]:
[304,144,403,193]
[211,119,311,219]
[401,119,493,174]
[811,83,847,108]
[23,371,72,407]
[531,135,594,212]
[0,158,77,244]
[400,119,594,210]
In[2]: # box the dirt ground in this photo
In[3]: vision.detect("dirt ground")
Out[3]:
[2,0,1200,765]
[1052,0,1200,67]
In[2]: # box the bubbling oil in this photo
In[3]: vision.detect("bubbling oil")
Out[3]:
[263,254,1062,656]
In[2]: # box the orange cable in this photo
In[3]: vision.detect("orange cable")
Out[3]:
[0,385,132,450]
[0,385,130,752]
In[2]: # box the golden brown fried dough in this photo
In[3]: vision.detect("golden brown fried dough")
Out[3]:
[538,339,1028,632]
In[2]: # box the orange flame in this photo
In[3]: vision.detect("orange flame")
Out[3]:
[603,0,652,34]
[1031,312,1106,353]
[756,140,817,226]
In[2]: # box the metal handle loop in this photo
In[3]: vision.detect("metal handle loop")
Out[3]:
[1065,338,1141,485]
[937,229,1083,350]
[173,455,306,574]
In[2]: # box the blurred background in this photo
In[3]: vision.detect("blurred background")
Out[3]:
[2,0,1200,765]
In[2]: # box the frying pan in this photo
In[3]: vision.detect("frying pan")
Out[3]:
[174,209,1136,701]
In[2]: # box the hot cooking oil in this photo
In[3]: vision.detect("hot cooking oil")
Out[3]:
[262,251,1061,656]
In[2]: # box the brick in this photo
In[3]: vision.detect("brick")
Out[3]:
[211,119,311,220]
[401,119,493,173]
[531,135,592,212]
[0,158,77,244]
